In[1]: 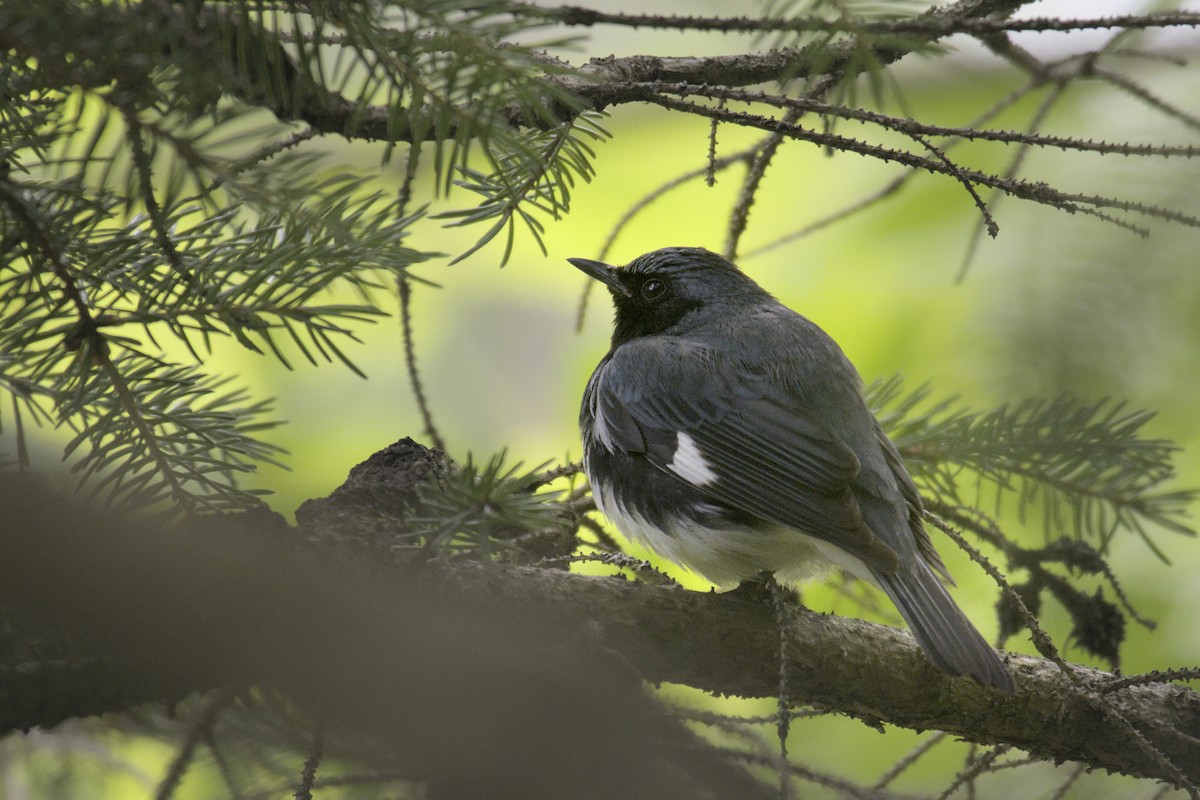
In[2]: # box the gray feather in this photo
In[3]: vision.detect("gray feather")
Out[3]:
[875,563,1016,692]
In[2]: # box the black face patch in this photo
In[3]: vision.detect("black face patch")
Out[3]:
[609,272,701,345]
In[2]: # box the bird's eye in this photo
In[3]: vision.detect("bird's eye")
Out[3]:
[640,278,666,300]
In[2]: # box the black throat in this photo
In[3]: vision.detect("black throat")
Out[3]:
[609,293,702,347]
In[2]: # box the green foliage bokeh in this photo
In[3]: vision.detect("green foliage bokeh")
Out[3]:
[5,6,1200,796]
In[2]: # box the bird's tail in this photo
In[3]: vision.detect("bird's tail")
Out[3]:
[874,563,1015,693]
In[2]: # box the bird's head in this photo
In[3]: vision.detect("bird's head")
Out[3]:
[569,247,769,345]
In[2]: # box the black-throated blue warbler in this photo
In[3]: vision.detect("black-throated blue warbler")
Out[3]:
[571,246,1015,693]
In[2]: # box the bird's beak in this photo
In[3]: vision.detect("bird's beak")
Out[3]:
[568,257,631,297]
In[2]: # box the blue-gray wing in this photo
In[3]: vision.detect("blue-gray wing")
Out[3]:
[588,339,901,574]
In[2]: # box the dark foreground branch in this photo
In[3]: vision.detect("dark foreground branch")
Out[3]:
[0,480,772,800]
[483,565,1200,790]
[0,475,1196,792]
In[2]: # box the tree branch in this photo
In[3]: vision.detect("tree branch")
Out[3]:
[0,456,1196,792]
[516,4,1200,37]
[478,564,1200,791]
[0,480,773,800]
[31,0,1032,144]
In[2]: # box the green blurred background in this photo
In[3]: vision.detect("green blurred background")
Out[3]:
[232,42,1200,671]
[6,4,1200,796]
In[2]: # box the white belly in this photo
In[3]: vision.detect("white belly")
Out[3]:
[592,482,873,590]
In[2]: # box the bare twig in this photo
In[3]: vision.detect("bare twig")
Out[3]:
[293,725,324,800]
[1103,668,1200,692]
[645,83,1200,160]
[958,79,1070,280]
[154,687,238,800]
[726,107,800,261]
[936,744,1012,800]
[396,152,446,453]
[647,95,1168,232]
[744,74,1046,258]
[515,5,1200,39]
[874,732,948,789]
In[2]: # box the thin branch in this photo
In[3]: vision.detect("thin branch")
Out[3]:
[122,108,195,287]
[772,581,794,800]
[1093,556,1159,633]
[705,101,723,187]
[649,83,1200,160]
[712,742,909,800]
[908,131,999,237]
[958,79,1071,280]
[202,729,246,800]
[645,94,1198,232]
[874,732,948,789]
[398,278,445,454]
[1110,707,1200,799]
[935,745,1012,800]
[517,6,1200,38]
[527,460,583,489]
[742,176,907,258]
[600,152,752,259]
[293,725,324,800]
[395,152,446,454]
[153,687,238,800]
[743,72,1045,257]
[1046,764,1087,800]
[1094,67,1200,133]
[206,126,318,197]
[927,505,1197,797]
[1103,668,1200,692]
[726,107,799,260]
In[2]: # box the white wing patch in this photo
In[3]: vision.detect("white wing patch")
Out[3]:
[667,431,718,486]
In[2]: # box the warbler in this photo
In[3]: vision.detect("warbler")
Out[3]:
[572,247,1014,692]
